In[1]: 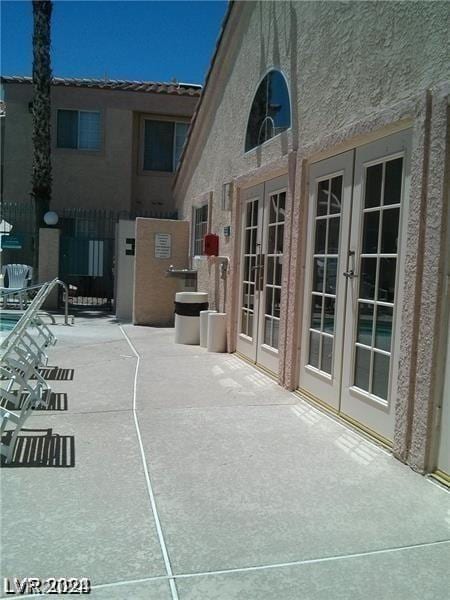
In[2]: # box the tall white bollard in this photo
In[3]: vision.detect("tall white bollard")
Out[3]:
[207,312,227,353]
[200,309,216,348]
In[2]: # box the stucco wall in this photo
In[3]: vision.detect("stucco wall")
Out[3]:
[115,219,136,322]
[173,1,450,471]
[175,0,450,264]
[38,227,60,309]
[2,83,198,212]
[133,218,190,326]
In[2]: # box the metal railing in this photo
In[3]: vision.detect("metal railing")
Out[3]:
[0,279,71,351]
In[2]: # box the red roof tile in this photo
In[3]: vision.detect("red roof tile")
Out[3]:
[0,75,202,97]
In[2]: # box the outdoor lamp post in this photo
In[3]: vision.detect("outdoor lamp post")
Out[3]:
[43,211,59,226]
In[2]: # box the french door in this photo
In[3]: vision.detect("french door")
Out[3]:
[436,276,450,481]
[298,130,411,442]
[236,175,287,374]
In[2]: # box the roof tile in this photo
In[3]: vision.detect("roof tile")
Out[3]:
[0,75,202,97]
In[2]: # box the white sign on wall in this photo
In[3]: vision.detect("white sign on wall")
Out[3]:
[155,233,172,259]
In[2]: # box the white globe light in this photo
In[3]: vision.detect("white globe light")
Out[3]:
[44,211,59,226]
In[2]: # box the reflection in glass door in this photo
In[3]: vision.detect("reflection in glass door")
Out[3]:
[236,176,287,374]
[262,191,285,350]
[352,158,403,401]
[240,197,259,340]
[308,175,342,375]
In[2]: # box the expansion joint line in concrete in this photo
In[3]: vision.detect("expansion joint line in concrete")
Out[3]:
[8,539,450,598]
[119,325,180,600]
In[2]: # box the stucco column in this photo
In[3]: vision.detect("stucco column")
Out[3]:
[393,92,431,462]
[278,151,297,387]
[407,90,450,472]
[226,183,240,353]
[38,227,60,309]
[282,155,307,390]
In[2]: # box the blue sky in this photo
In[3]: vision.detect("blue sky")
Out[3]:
[1,0,228,85]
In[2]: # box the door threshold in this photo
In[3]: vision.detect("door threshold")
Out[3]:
[234,351,278,382]
[294,388,393,451]
[430,469,450,489]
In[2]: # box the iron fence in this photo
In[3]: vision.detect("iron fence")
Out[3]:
[0,202,178,308]
[0,201,37,274]
[58,207,178,307]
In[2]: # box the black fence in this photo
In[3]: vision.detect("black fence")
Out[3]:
[0,201,37,272]
[59,207,178,307]
[1,202,178,308]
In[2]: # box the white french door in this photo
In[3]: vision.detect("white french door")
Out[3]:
[436,274,450,481]
[236,175,287,374]
[298,130,411,442]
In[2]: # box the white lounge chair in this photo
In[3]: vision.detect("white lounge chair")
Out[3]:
[0,281,59,462]
[1,264,33,309]
[1,264,33,290]
[1,358,47,463]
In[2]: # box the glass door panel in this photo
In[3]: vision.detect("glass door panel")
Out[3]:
[256,176,287,374]
[436,284,450,480]
[352,156,402,401]
[236,175,287,374]
[341,130,411,442]
[263,191,285,349]
[236,184,263,363]
[306,174,342,376]
[298,150,354,410]
[240,197,259,338]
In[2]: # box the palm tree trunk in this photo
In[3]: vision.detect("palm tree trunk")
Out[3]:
[31,0,53,240]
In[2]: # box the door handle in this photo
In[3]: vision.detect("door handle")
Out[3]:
[256,254,265,291]
[344,250,357,280]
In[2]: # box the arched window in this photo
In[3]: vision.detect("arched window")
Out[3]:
[245,70,291,152]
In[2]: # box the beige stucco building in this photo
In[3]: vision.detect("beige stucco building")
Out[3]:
[1,76,200,214]
[174,1,450,483]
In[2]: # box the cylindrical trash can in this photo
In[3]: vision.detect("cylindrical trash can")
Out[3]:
[200,310,216,348]
[174,292,209,345]
[207,312,227,352]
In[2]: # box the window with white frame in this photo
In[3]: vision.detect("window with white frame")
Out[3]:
[143,120,189,172]
[57,109,101,150]
[193,204,208,256]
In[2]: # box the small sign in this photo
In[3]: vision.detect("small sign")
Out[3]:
[1,234,24,250]
[155,233,171,259]
[125,238,135,256]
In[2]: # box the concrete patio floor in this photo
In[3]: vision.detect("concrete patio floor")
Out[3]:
[1,315,449,599]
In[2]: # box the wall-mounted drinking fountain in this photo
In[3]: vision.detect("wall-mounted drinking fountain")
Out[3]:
[166,266,198,290]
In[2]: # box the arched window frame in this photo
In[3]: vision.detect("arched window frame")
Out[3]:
[244,68,292,154]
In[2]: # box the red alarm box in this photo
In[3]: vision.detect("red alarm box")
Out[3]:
[204,233,219,256]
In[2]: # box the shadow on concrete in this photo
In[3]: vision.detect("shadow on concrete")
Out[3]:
[3,391,68,412]
[34,366,75,381]
[68,306,116,321]
[49,305,118,323]
[1,428,75,468]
